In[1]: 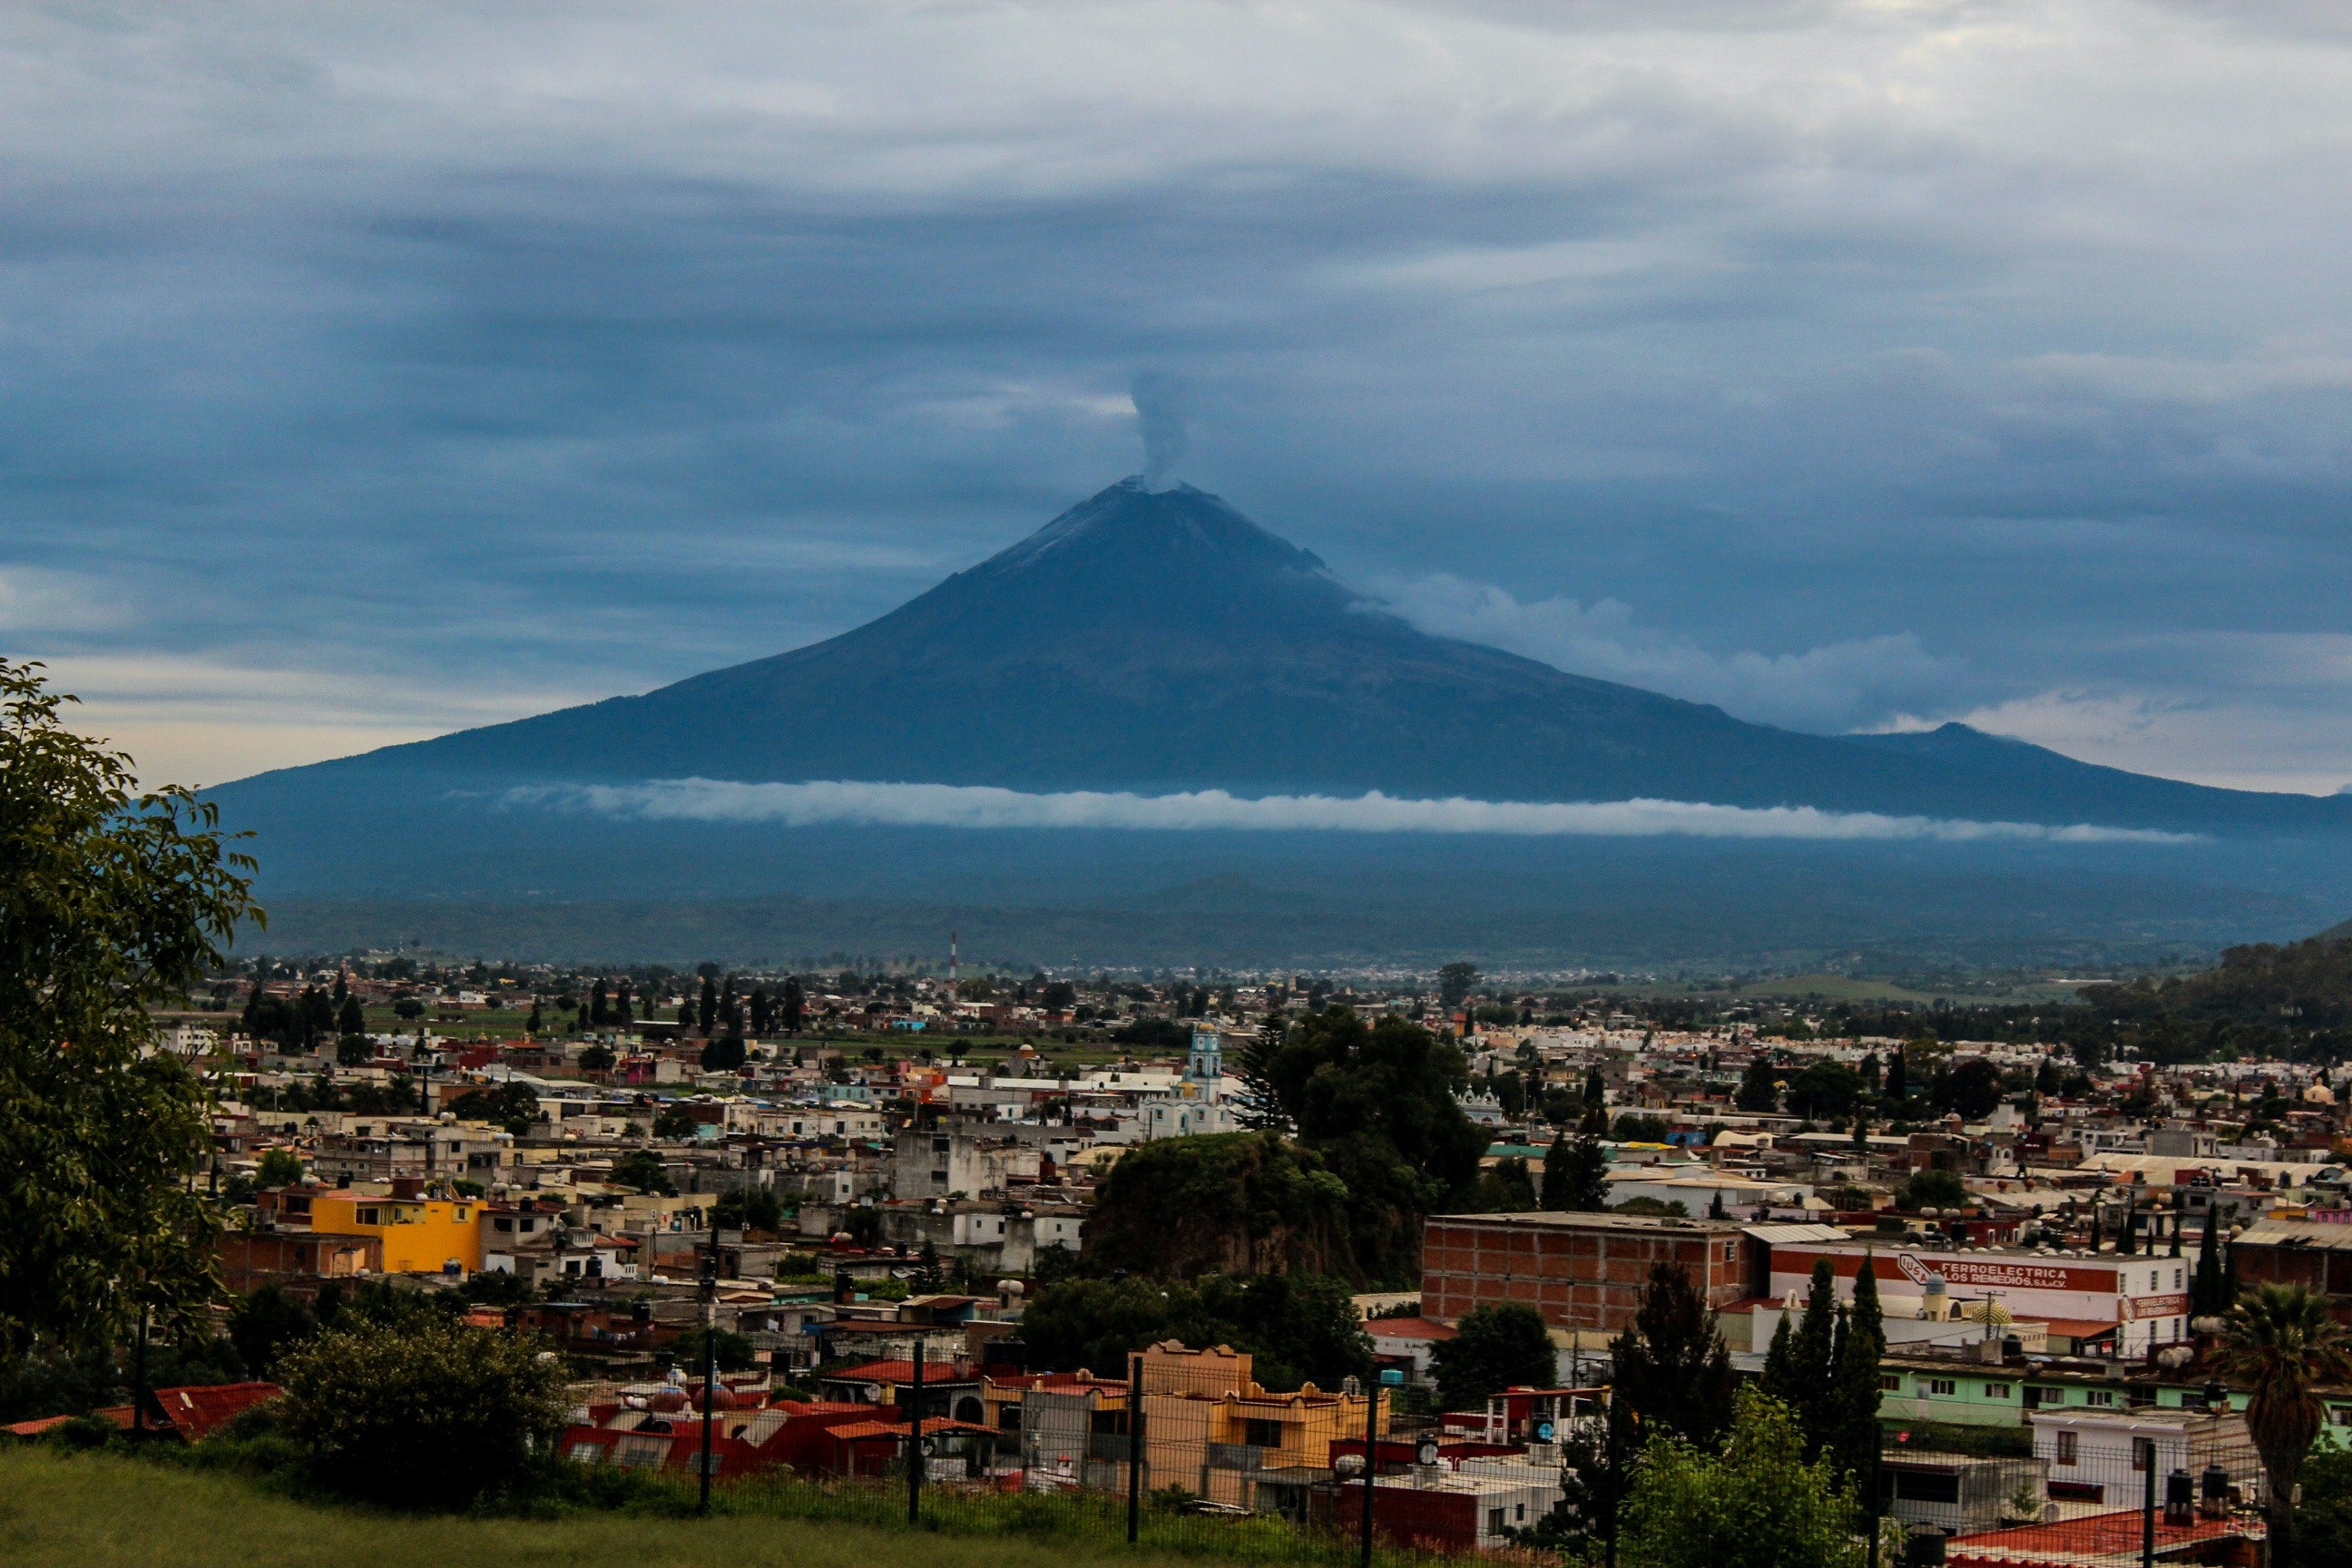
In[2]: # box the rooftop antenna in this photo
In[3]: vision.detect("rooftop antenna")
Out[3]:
[948,931,958,991]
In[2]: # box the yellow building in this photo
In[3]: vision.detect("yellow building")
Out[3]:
[309,1183,485,1274]
[1134,1341,1384,1505]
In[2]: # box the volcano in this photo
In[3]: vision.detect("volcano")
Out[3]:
[207,479,2352,964]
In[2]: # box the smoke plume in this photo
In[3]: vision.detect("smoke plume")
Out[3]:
[1132,370,1188,490]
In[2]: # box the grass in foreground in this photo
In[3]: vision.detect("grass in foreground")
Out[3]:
[0,1449,1205,1568]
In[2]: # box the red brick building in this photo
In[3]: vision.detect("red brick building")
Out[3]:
[1421,1211,1752,1333]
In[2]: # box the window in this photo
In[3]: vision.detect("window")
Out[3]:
[1515,1503,1527,1521]
[2333,1406,2352,1427]
[2084,1389,2114,1407]
[1244,1418,1284,1449]
[1487,1509,1506,1535]
[2174,1268,2184,1289]
[1880,1375,1903,1392]
[2056,1431,2078,1466]
[1922,1379,1955,1397]
[1982,1383,2011,1399]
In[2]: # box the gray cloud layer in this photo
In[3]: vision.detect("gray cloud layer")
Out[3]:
[4,4,2351,788]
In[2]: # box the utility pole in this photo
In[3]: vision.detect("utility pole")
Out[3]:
[1358,1380,1380,1568]
[1126,1352,1144,1544]
[908,1339,926,1526]
[2141,1439,2156,1568]
[698,1228,719,1514]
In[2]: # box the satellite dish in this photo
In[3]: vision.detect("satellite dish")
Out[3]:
[1535,1421,1556,1443]
[1416,1440,1440,1466]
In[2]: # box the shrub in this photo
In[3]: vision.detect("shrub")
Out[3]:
[274,1317,566,1509]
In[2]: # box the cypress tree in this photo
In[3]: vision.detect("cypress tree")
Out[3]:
[1884,1051,1907,1102]
[1610,1263,1736,1450]
[1827,1254,1886,1481]
[781,976,806,1034]
[697,975,718,1035]
[590,978,608,1026]
[1788,1259,1838,1446]
[1544,1132,1610,1211]
[613,979,633,1026]
[2182,1212,2220,1316]
[1760,1311,1799,1409]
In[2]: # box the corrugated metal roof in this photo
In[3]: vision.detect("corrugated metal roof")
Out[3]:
[1740,1222,1850,1243]
[2236,1220,2352,1250]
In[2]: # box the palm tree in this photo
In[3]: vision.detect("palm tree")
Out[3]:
[2210,1282,2352,1564]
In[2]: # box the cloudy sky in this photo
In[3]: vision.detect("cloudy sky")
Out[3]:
[5,2,2351,792]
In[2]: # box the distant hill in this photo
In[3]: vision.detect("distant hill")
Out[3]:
[203,478,2352,965]
[2075,927,2352,1061]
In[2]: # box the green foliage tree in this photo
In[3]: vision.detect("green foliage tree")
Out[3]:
[1929,1057,2005,1120]
[652,1103,701,1140]
[2291,1447,2352,1568]
[226,1283,318,1377]
[1021,1271,1371,1393]
[1238,1007,1486,1279]
[1543,1131,1610,1211]
[1734,1057,1781,1113]
[443,1082,539,1138]
[1436,961,1479,1009]
[2190,1202,2233,1318]
[1825,1254,1886,1480]
[1612,1262,1736,1449]
[1612,1112,1670,1142]
[1783,1060,1863,1122]
[0,660,259,1357]
[578,1043,616,1073]
[1617,1387,1866,1568]
[255,1147,305,1188]
[335,1033,371,1066]
[713,1186,785,1233]
[1771,1259,1838,1450]
[2211,1283,2352,1563]
[275,1317,567,1508]
[1430,1302,1555,1410]
[671,1326,755,1373]
[612,1150,676,1195]
[1081,1132,1357,1279]
[1896,1169,1969,1210]
[1470,1155,1538,1212]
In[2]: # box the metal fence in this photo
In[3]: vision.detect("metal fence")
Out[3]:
[562,1353,2274,1568]
[1872,1414,2268,1567]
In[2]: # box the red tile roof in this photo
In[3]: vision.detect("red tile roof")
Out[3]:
[1948,1506,2259,1566]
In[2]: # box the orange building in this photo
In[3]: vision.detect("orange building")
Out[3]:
[1134,1342,1385,1505]
[307,1178,485,1273]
